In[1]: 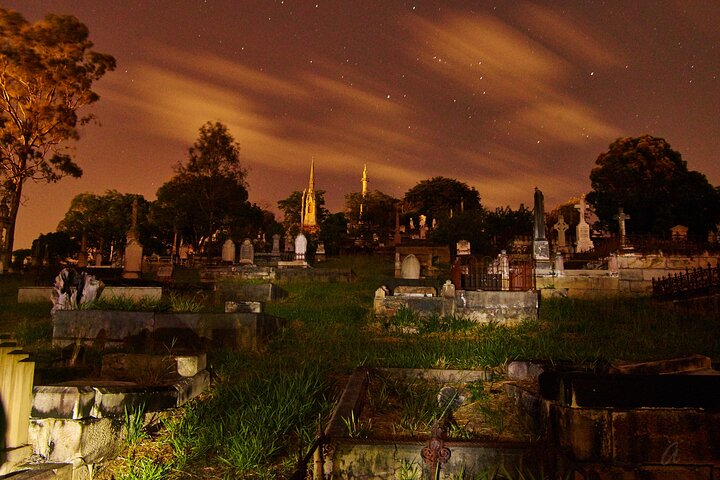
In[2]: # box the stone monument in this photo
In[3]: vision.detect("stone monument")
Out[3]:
[221,239,236,263]
[122,199,143,279]
[271,234,281,255]
[400,254,421,279]
[552,214,570,253]
[239,238,254,265]
[456,240,471,256]
[295,233,308,261]
[614,207,631,249]
[532,188,552,275]
[574,195,595,253]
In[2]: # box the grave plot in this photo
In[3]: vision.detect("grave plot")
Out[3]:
[324,367,542,478]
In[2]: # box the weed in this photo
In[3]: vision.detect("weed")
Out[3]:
[166,291,205,312]
[342,410,373,438]
[124,402,148,445]
[116,456,171,480]
[395,458,422,480]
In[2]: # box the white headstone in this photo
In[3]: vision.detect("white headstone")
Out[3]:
[239,238,254,265]
[295,233,308,261]
[221,239,236,263]
[400,254,421,279]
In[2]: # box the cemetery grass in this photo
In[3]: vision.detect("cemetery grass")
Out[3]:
[1,259,720,478]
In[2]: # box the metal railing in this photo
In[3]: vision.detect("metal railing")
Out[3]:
[652,263,720,300]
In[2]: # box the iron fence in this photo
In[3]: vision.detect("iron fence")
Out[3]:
[652,263,720,300]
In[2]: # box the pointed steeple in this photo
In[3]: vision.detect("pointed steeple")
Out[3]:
[301,157,319,233]
[361,163,368,198]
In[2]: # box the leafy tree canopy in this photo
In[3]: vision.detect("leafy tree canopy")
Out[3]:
[404,176,481,222]
[588,135,720,238]
[57,190,150,259]
[0,9,115,258]
[151,122,255,252]
[345,189,399,241]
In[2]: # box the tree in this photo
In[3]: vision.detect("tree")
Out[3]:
[404,177,482,224]
[0,9,115,265]
[345,189,399,241]
[151,122,255,254]
[277,190,328,236]
[484,205,533,252]
[30,231,77,265]
[57,190,150,261]
[319,212,349,255]
[588,135,720,238]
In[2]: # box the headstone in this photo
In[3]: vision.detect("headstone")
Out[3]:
[553,253,564,277]
[456,240,471,256]
[122,239,143,279]
[295,233,308,261]
[608,253,619,276]
[316,241,326,262]
[533,188,551,274]
[498,250,510,291]
[271,234,281,255]
[394,286,435,296]
[614,207,631,248]
[394,252,402,277]
[284,232,294,253]
[375,286,389,298]
[400,254,421,279]
[94,252,103,267]
[157,264,174,281]
[122,199,143,279]
[553,215,569,252]
[409,218,415,230]
[574,195,595,253]
[440,280,456,317]
[239,238,254,265]
[179,244,189,264]
[670,225,688,241]
[221,239,236,263]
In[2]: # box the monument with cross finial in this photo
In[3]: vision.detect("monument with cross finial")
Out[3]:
[532,187,552,274]
[614,207,631,249]
[122,198,143,279]
[574,195,594,253]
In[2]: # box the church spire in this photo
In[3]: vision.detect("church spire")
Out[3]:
[361,163,368,198]
[301,157,319,233]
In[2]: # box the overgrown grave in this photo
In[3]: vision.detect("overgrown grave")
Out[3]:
[324,367,542,478]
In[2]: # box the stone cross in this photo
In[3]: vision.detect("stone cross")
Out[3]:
[553,214,569,249]
[614,207,630,246]
[574,195,587,224]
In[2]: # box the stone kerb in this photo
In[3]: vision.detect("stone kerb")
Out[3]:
[18,286,162,304]
[52,310,284,352]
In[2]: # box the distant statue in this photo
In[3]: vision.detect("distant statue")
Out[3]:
[533,187,546,240]
[419,215,427,227]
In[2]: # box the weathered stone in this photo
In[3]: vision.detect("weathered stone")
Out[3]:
[28,417,124,464]
[393,285,435,296]
[31,386,95,420]
[552,404,612,462]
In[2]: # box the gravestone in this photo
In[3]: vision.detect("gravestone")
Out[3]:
[440,280,456,317]
[284,232,294,253]
[94,252,103,267]
[295,233,308,261]
[456,240,471,256]
[400,254,421,279]
[239,238,254,265]
[123,199,143,279]
[499,250,510,290]
[553,253,564,277]
[574,195,594,253]
[614,207,631,248]
[532,188,551,275]
[316,241,326,262]
[670,225,688,241]
[123,239,143,279]
[221,239,236,263]
[553,215,569,253]
[271,234,281,255]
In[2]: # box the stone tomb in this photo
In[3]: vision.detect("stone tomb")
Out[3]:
[400,254,421,279]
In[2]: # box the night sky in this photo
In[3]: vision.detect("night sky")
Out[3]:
[5,1,720,248]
